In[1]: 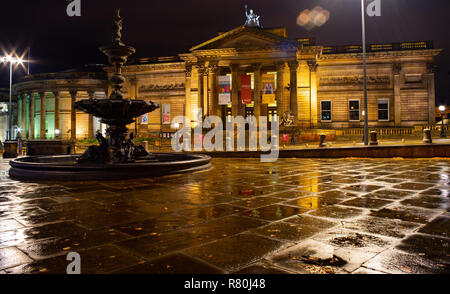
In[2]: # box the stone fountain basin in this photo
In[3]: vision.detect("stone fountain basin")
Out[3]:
[9,153,211,181]
[75,99,159,125]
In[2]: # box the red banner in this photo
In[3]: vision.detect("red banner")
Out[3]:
[241,74,252,105]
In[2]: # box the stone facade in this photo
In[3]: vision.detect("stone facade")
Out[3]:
[13,26,441,141]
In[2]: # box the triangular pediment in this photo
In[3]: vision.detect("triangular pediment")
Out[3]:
[190,26,291,51]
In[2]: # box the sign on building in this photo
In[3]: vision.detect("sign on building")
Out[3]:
[162,104,171,124]
[241,74,252,105]
[262,73,276,104]
[141,113,149,125]
[218,75,231,105]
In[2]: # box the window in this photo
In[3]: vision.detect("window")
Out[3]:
[349,100,360,121]
[321,101,332,122]
[378,99,389,121]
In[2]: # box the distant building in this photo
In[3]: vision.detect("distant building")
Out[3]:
[0,88,18,142]
[13,25,441,141]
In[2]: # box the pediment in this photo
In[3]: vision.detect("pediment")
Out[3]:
[190,26,289,51]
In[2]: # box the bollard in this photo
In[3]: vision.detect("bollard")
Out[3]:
[319,134,327,148]
[143,141,149,152]
[369,131,378,146]
[2,141,18,159]
[423,129,432,144]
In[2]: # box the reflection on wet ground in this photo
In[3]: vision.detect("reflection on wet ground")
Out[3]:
[0,158,449,274]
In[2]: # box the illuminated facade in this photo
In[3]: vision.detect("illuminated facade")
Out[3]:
[13,25,441,140]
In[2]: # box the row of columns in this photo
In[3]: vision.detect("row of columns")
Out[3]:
[187,60,300,123]
[18,90,96,140]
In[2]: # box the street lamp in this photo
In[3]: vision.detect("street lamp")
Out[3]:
[439,105,446,138]
[360,0,369,146]
[1,54,25,141]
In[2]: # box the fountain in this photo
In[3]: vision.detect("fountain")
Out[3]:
[8,9,211,181]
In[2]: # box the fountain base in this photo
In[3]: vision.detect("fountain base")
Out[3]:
[9,153,211,181]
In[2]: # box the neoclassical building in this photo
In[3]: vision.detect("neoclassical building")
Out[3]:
[13,24,441,140]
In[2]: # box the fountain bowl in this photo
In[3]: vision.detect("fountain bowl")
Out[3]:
[9,153,212,181]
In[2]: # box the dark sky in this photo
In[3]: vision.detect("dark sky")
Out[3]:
[0,0,449,104]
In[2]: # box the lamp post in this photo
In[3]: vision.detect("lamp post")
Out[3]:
[361,0,369,146]
[1,55,24,141]
[439,105,446,138]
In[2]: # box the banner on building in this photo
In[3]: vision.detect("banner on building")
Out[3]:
[218,75,231,105]
[141,113,149,125]
[162,104,171,124]
[262,73,276,104]
[241,74,252,105]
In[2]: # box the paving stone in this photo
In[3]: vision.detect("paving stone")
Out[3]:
[241,205,309,221]
[0,219,24,232]
[341,197,392,209]
[252,222,323,241]
[284,215,339,229]
[113,253,224,274]
[184,233,282,271]
[370,207,438,224]
[363,249,448,274]
[418,216,450,237]
[17,228,130,259]
[342,216,420,239]
[395,234,450,264]
[0,247,33,270]
[401,195,449,210]
[308,206,364,219]
[393,182,435,191]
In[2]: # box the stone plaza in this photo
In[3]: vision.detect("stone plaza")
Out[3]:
[0,157,448,274]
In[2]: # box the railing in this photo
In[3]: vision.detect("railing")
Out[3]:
[322,41,434,54]
[342,128,414,136]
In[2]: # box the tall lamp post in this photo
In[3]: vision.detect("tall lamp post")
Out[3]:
[1,55,24,141]
[439,105,446,138]
[360,0,369,146]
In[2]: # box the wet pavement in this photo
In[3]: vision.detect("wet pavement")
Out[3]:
[0,158,449,274]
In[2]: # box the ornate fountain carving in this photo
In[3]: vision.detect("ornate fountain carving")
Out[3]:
[75,9,159,164]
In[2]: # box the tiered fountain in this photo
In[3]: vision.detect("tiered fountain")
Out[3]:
[8,10,211,181]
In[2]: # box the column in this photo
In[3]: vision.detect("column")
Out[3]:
[288,60,299,122]
[276,62,286,116]
[308,60,319,127]
[203,67,209,117]
[88,91,95,138]
[185,65,192,123]
[208,63,219,117]
[230,63,240,117]
[393,63,402,126]
[39,92,46,139]
[252,63,262,120]
[53,91,61,138]
[427,62,436,126]
[21,93,27,136]
[29,93,35,139]
[197,65,205,118]
[70,91,77,141]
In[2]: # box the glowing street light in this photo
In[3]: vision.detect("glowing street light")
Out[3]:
[439,105,446,138]
[1,54,26,141]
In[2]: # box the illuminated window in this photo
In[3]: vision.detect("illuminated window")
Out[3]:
[349,100,360,121]
[378,99,389,121]
[321,101,332,122]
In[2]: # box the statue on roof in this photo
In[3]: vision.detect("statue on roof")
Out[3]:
[245,5,261,28]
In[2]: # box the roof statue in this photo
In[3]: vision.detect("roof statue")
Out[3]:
[244,5,261,28]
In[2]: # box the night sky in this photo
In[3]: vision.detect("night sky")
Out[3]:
[0,0,449,104]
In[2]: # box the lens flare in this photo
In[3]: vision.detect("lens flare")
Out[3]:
[297,6,331,31]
